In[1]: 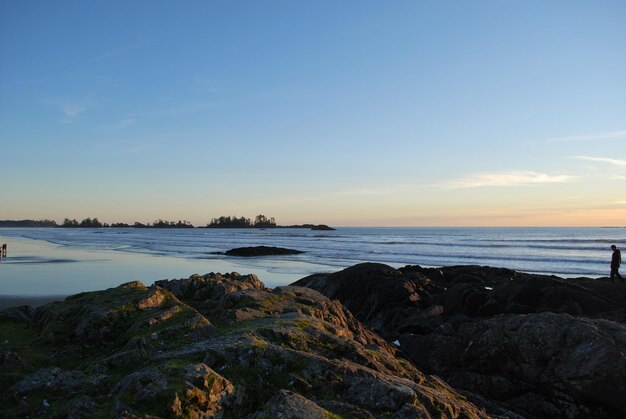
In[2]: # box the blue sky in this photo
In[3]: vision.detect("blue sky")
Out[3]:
[1,0,625,226]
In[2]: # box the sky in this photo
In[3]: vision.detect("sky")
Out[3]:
[1,0,625,227]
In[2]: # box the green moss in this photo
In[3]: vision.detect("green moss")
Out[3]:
[162,354,205,370]
[0,320,46,390]
[212,318,264,337]
[0,389,83,418]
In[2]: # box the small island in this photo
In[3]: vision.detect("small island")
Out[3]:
[206,215,335,231]
[0,216,335,231]
[206,215,277,228]
[221,246,305,257]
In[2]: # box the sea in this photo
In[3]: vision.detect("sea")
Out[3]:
[0,227,624,297]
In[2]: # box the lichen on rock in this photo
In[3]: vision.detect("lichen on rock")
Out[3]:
[1,268,490,418]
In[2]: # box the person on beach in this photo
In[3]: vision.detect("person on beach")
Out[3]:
[1,243,5,257]
[611,245,623,282]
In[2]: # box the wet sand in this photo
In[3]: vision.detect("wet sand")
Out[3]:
[0,234,332,309]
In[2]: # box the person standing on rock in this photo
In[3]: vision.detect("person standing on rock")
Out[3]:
[610,245,623,282]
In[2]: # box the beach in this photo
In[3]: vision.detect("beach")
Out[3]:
[1,226,624,308]
[0,233,336,308]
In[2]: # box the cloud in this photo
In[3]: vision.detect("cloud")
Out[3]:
[103,116,136,130]
[61,105,86,118]
[548,130,626,142]
[442,170,575,189]
[56,102,88,123]
[45,98,92,123]
[572,156,626,167]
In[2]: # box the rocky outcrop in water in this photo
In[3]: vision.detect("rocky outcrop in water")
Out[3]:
[295,263,626,418]
[222,246,304,257]
[1,271,486,418]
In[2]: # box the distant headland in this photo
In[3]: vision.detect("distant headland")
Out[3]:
[0,219,58,228]
[0,215,335,231]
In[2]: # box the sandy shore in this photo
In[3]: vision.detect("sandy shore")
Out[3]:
[0,234,333,304]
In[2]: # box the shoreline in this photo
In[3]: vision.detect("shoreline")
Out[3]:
[0,234,339,298]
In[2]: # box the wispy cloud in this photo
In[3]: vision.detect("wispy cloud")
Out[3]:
[46,99,92,124]
[442,170,575,189]
[572,156,626,167]
[103,116,136,130]
[61,105,86,119]
[548,130,626,142]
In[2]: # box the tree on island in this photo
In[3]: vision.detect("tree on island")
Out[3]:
[61,218,104,227]
[151,219,193,228]
[206,214,277,228]
[0,219,58,227]
[62,218,79,227]
[254,214,276,228]
[80,217,104,228]
[207,216,252,228]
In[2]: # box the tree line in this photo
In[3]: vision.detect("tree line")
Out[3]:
[0,215,334,230]
[57,214,277,228]
[206,214,277,228]
[61,218,193,228]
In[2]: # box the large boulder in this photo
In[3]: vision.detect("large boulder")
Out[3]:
[295,263,626,418]
[401,312,626,418]
[294,263,442,339]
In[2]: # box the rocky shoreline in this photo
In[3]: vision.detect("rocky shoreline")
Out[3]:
[295,264,626,418]
[2,263,625,418]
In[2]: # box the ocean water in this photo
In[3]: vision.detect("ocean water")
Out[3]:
[1,227,625,279]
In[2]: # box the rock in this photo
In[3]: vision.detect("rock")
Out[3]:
[137,286,171,310]
[110,367,169,406]
[0,305,34,322]
[224,246,304,257]
[294,263,441,339]
[1,349,30,370]
[295,263,626,418]
[0,269,488,418]
[173,363,234,417]
[6,367,85,400]
[252,389,332,418]
[155,271,265,302]
[401,312,626,418]
[67,395,97,419]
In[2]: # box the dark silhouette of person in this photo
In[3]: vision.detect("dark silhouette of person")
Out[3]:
[1,243,5,257]
[611,245,623,282]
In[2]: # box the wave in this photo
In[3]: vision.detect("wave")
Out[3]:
[2,227,622,278]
